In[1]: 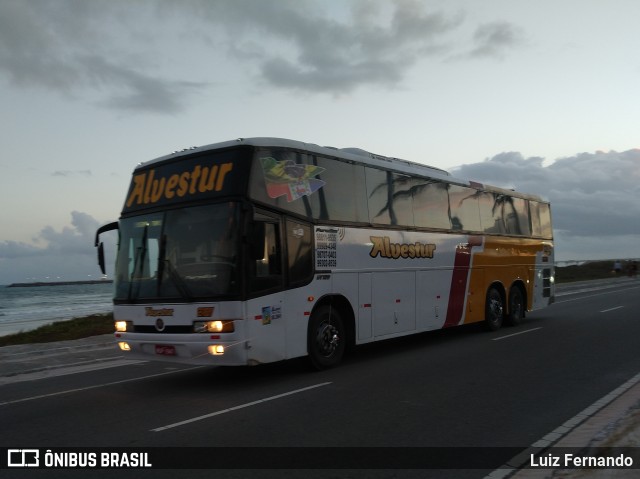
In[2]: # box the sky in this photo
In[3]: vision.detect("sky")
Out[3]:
[0,0,639,284]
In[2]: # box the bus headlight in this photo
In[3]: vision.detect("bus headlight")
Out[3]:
[115,321,133,332]
[193,320,234,333]
[208,345,225,356]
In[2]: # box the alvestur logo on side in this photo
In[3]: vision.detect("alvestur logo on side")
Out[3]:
[369,236,436,259]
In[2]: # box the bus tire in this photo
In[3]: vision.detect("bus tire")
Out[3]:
[307,305,345,370]
[484,287,504,331]
[506,286,525,326]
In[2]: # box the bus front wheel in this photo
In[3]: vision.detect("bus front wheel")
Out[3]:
[307,305,345,370]
[484,287,504,331]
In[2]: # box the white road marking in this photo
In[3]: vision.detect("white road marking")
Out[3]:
[600,306,624,313]
[0,366,203,406]
[0,359,143,386]
[492,327,542,341]
[151,382,333,432]
[555,280,638,297]
[555,284,640,303]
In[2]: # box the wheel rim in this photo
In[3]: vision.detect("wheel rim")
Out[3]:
[488,293,503,323]
[512,293,523,320]
[315,322,340,358]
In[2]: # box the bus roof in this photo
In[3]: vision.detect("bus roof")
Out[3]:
[137,137,547,203]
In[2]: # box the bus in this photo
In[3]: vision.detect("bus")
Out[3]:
[95,137,554,369]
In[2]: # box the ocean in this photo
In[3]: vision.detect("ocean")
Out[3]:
[0,282,114,337]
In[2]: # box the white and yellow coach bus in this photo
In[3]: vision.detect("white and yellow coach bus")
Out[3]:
[95,138,554,369]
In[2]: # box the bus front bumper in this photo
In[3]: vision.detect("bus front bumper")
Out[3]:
[114,332,249,366]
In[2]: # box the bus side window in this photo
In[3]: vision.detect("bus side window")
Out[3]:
[530,201,552,238]
[506,197,531,236]
[538,202,553,239]
[449,185,482,232]
[250,220,283,292]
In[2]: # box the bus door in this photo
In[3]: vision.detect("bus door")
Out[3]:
[245,210,286,363]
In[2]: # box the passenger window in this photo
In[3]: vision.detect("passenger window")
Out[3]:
[412,179,450,229]
[366,168,414,226]
[312,157,368,222]
[531,201,553,239]
[506,197,531,236]
[478,192,506,234]
[448,185,481,232]
[249,149,312,217]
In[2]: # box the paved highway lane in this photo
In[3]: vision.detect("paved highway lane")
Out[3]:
[1,279,639,477]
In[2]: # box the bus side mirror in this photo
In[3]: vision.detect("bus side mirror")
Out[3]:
[95,221,119,275]
[97,242,106,275]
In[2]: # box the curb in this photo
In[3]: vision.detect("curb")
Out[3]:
[0,334,119,378]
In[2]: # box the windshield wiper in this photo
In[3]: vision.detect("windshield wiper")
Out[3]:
[157,235,193,301]
[163,259,194,301]
[128,224,148,300]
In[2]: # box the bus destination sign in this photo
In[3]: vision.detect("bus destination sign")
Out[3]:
[122,149,248,214]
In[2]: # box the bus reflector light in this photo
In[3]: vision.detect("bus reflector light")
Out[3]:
[118,342,131,351]
[208,345,225,356]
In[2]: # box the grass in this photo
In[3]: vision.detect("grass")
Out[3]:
[1,260,635,347]
[0,313,114,347]
[555,260,636,283]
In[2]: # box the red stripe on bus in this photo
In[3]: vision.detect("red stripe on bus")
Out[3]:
[444,238,481,327]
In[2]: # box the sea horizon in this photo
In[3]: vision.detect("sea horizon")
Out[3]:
[0,282,114,337]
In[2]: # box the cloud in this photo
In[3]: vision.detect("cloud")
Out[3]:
[79,54,206,114]
[0,1,205,114]
[191,0,465,93]
[52,170,92,177]
[468,22,525,59]
[0,240,44,259]
[451,149,640,258]
[0,211,99,258]
[0,211,116,283]
[0,1,524,106]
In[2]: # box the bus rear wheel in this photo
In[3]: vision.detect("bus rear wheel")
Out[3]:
[506,286,525,326]
[484,287,504,331]
[307,305,345,370]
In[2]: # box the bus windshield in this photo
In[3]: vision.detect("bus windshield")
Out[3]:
[115,202,240,301]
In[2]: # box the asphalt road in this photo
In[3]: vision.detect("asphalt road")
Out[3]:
[1,278,639,478]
